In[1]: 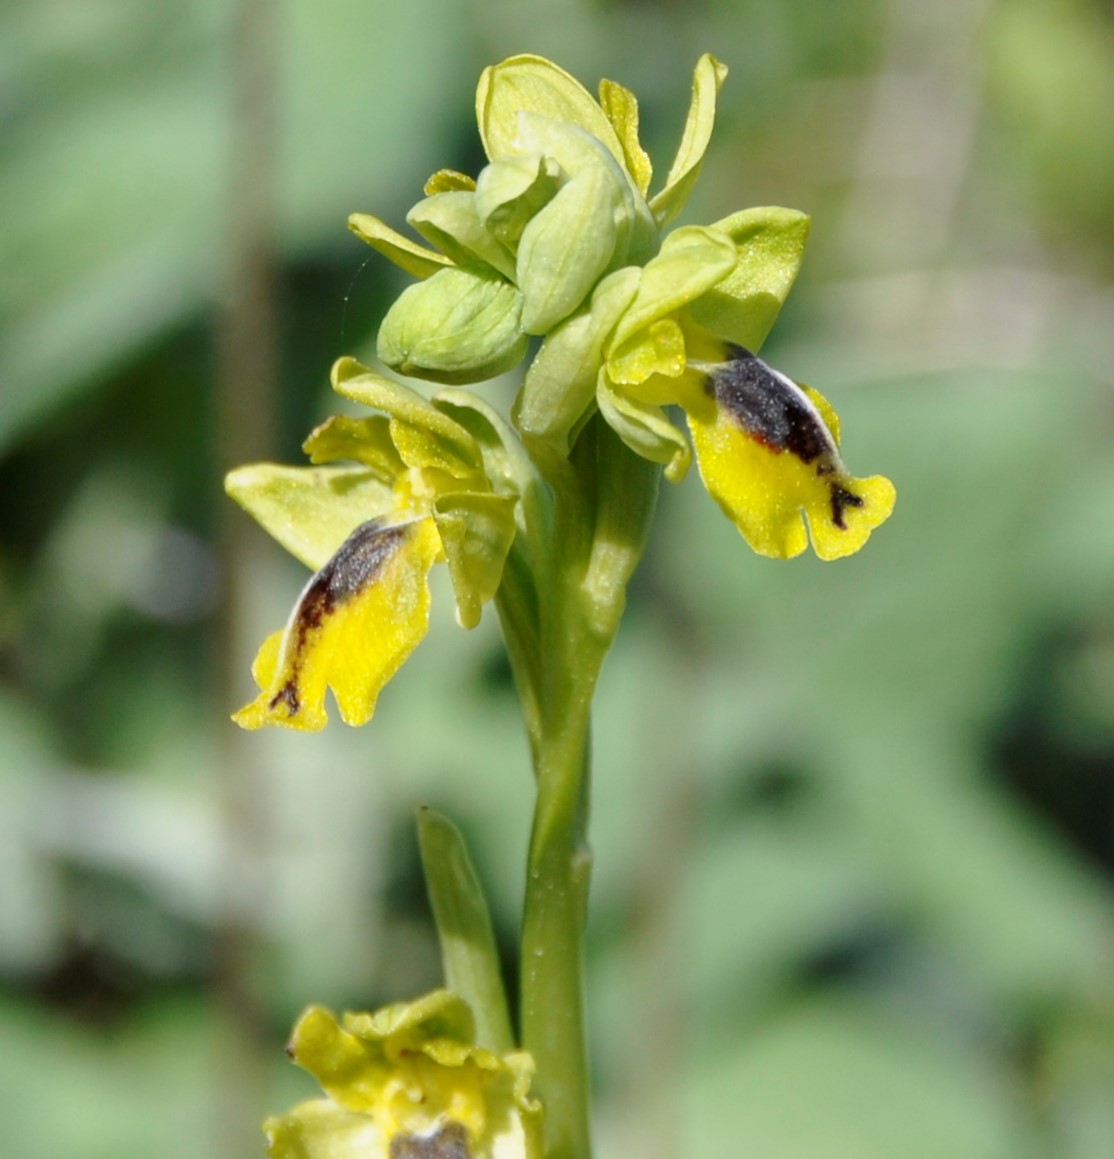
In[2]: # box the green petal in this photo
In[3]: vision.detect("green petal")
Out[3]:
[407,191,517,280]
[509,115,632,334]
[387,420,483,481]
[597,373,691,483]
[474,155,562,249]
[225,463,397,571]
[331,357,482,471]
[649,54,728,227]
[476,54,624,166]
[233,517,442,730]
[686,206,811,350]
[377,267,528,384]
[302,415,405,481]
[607,317,687,387]
[347,213,451,279]
[433,491,518,629]
[515,267,641,452]
[610,224,737,349]
[598,78,653,196]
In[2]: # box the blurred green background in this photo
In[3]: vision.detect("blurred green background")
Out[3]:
[3,0,1114,1156]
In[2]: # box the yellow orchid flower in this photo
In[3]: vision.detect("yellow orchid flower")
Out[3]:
[227,359,519,731]
[683,341,896,560]
[265,991,542,1159]
[520,216,894,560]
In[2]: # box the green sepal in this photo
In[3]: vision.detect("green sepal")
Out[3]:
[474,155,563,251]
[432,392,548,692]
[598,78,653,196]
[330,357,482,470]
[302,414,405,481]
[224,463,396,571]
[377,267,528,385]
[407,191,517,280]
[597,374,692,483]
[685,206,811,350]
[346,213,451,279]
[516,172,618,335]
[477,53,625,167]
[515,266,641,453]
[416,807,515,1054]
[518,109,657,269]
[611,224,737,348]
[424,168,476,195]
[432,491,518,629]
[649,54,728,227]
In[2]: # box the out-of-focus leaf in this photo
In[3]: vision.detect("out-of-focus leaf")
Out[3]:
[0,0,472,454]
[686,995,1032,1159]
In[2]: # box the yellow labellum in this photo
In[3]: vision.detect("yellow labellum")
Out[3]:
[234,518,442,730]
[685,350,895,560]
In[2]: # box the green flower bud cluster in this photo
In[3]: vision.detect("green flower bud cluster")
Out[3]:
[349,54,809,476]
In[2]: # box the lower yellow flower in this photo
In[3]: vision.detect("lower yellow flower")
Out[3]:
[264,991,542,1159]
[227,358,520,732]
[684,344,896,560]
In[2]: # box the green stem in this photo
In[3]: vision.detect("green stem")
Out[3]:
[504,445,600,1159]
[520,672,596,1159]
[498,420,660,1159]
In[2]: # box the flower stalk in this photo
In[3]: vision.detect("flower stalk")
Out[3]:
[500,417,660,1159]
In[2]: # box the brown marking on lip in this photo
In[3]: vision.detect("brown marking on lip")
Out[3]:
[829,483,865,529]
[389,1120,474,1159]
[706,345,837,467]
[266,519,409,717]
